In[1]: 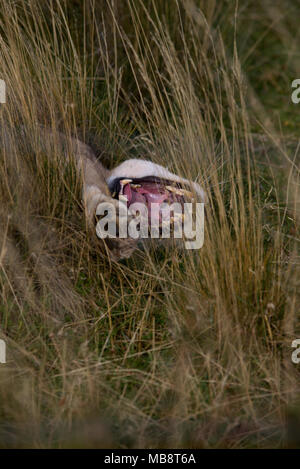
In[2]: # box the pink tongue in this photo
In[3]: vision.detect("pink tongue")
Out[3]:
[144,192,168,205]
[122,182,170,223]
[123,184,133,204]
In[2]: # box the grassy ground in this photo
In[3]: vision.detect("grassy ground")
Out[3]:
[0,0,299,448]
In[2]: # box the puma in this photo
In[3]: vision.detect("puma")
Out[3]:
[2,126,205,260]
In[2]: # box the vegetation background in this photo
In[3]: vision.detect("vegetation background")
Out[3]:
[0,0,299,448]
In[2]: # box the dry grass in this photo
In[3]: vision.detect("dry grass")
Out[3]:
[0,0,299,448]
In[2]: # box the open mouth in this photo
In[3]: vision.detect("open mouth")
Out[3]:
[109,176,195,226]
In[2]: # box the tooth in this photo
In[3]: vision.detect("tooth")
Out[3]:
[119,194,128,201]
[131,184,141,188]
[120,179,132,185]
[175,188,193,197]
[166,185,177,193]
[166,185,193,198]
[180,189,194,198]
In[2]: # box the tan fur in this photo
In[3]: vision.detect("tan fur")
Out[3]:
[16,128,205,260]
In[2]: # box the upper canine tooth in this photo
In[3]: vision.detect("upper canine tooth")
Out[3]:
[166,185,193,198]
[166,185,178,193]
[180,189,194,198]
[120,179,132,185]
